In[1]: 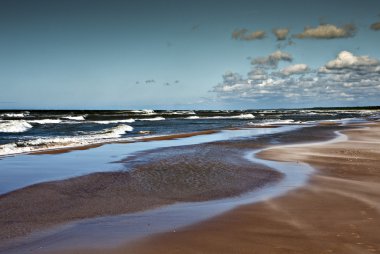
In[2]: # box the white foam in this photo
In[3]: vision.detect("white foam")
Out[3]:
[248,119,300,126]
[98,124,134,138]
[138,117,165,121]
[189,114,256,120]
[91,119,135,124]
[167,111,196,115]
[28,119,63,124]
[131,109,156,115]
[142,109,155,115]
[0,124,134,156]
[230,113,255,119]
[185,116,200,119]
[0,112,27,118]
[0,120,33,133]
[62,116,86,121]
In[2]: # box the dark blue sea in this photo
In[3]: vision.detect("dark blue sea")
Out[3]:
[0,108,379,156]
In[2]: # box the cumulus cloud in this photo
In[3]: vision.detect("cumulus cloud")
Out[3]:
[247,69,267,81]
[212,51,380,105]
[323,51,379,70]
[281,64,309,75]
[294,24,356,39]
[251,50,292,67]
[272,28,289,40]
[231,29,266,41]
[213,72,252,93]
[370,22,380,31]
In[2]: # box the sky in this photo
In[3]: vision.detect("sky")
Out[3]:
[0,0,380,109]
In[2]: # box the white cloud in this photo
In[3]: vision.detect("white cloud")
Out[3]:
[220,83,252,92]
[294,24,356,39]
[247,69,267,81]
[252,50,292,67]
[324,51,380,70]
[281,64,309,75]
[232,29,266,41]
[212,51,380,105]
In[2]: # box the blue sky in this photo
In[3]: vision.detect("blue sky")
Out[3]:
[1,0,380,109]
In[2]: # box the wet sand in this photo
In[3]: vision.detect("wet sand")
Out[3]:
[47,122,380,254]
[0,124,353,253]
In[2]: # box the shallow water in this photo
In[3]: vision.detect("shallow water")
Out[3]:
[0,126,298,194]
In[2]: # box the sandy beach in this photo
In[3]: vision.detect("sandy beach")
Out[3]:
[1,122,379,253]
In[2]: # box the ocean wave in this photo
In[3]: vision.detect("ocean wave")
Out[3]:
[209,113,255,119]
[98,124,134,138]
[229,113,255,119]
[138,117,165,121]
[0,124,134,156]
[185,114,255,120]
[0,112,28,118]
[166,111,196,115]
[0,120,33,133]
[91,119,135,124]
[185,116,200,119]
[248,119,300,126]
[62,115,86,121]
[130,109,156,115]
[28,119,63,124]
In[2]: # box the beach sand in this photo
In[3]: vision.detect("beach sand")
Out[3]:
[52,122,380,254]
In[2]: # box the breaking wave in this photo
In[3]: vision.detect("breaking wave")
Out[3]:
[186,116,200,119]
[248,119,300,126]
[130,109,156,115]
[185,114,255,120]
[138,117,165,121]
[0,124,134,156]
[28,119,63,124]
[91,119,135,124]
[0,120,33,133]
[166,111,196,115]
[0,112,28,118]
[62,115,86,121]
[229,113,255,119]
[96,124,134,138]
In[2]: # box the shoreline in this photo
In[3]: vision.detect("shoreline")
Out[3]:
[1,121,337,158]
[0,122,348,252]
[1,130,220,157]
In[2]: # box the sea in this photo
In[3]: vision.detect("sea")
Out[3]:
[0,108,379,156]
